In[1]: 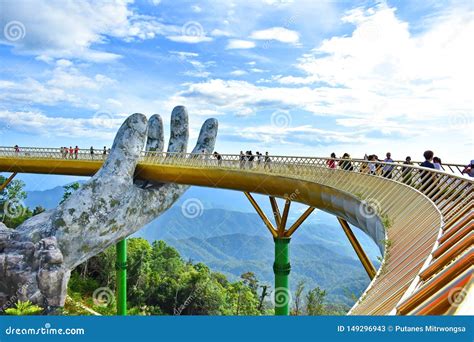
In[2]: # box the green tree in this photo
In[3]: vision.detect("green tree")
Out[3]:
[292,280,305,315]
[60,182,81,204]
[5,301,43,315]
[241,272,259,294]
[0,176,27,202]
[127,238,152,307]
[225,281,260,315]
[67,238,265,316]
[0,176,32,228]
[33,206,45,216]
[305,287,327,315]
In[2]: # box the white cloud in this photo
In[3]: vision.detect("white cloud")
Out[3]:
[239,124,364,145]
[262,0,294,5]
[0,61,115,108]
[0,0,176,62]
[166,21,213,43]
[170,3,472,159]
[183,70,211,78]
[230,70,248,76]
[170,51,199,58]
[226,39,256,49]
[0,109,121,139]
[166,35,213,43]
[210,29,232,37]
[285,3,474,123]
[177,78,319,114]
[192,5,202,13]
[249,27,300,44]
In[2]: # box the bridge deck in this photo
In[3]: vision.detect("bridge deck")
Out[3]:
[0,148,472,315]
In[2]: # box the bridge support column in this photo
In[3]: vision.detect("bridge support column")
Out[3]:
[244,192,315,316]
[116,239,127,316]
[0,172,17,192]
[274,237,291,315]
[337,217,376,279]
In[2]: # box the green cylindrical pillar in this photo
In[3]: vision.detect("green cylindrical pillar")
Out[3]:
[116,239,127,316]
[273,237,291,315]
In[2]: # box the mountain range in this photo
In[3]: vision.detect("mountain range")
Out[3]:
[24,182,381,305]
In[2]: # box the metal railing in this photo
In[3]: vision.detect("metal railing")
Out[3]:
[1,146,472,219]
[1,146,471,175]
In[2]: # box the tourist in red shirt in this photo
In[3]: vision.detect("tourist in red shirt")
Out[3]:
[327,152,337,169]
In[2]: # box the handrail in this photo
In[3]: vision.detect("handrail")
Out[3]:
[0,146,471,179]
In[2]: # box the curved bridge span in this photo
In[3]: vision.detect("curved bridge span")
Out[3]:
[0,147,472,315]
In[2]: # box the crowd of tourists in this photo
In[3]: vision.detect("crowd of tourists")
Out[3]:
[10,145,474,178]
[58,146,110,159]
[325,151,445,176]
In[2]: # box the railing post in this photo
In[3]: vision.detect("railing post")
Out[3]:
[274,237,291,315]
[116,239,127,316]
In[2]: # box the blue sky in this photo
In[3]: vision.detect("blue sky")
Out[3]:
[0,0,472,173]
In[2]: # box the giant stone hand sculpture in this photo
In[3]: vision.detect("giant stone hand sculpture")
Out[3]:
[0,106,218,312]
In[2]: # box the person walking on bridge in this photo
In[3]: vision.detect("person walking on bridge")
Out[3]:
[264,152,271,170]
[74,146,79,160]
[461,160,474,177]
[402,156,413,184]
[213,151,222,166]
[102,146,107,159]
[368,155,377,175]
[433,157,442,171]
[256,152,263,167]
[247,151,254,169]
[327,152,337,169]
[340,153,354,171]
[383,152,394,178]
[90,146,94,160]
[420,150,435,192]
[68,146,74,159]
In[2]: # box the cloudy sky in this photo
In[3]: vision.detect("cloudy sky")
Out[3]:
[0,0,473,165]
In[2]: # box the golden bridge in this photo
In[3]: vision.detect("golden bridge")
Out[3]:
[0,147,472,315]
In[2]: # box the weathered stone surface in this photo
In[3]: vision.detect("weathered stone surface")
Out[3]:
[37,267,70,307]
[146,114,164,152]
[0,106,218,312]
